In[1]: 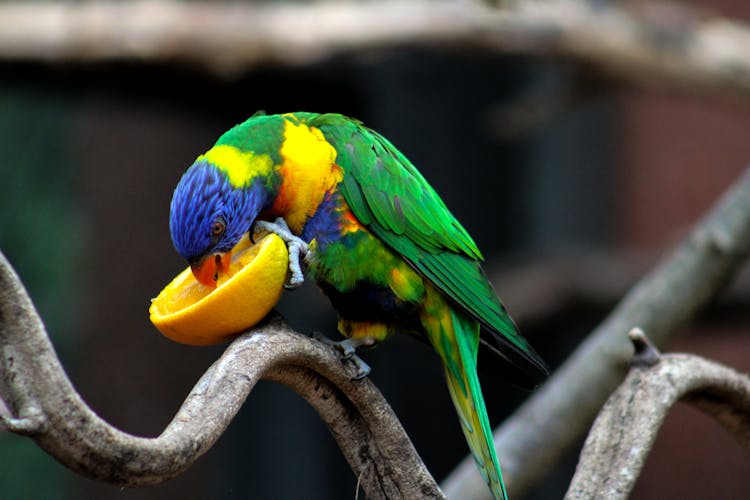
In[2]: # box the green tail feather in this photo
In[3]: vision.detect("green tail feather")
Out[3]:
[444,365,507,500]
[424,297,508,500]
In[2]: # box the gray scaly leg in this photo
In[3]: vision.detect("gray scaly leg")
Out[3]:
[313,333,376,380]
[254,217,308,289]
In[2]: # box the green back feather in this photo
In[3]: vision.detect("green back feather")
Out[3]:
[310,113,542,369]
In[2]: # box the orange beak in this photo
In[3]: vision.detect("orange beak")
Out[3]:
[190,252,232,288]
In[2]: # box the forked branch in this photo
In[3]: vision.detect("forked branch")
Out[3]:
[0,254,442,499]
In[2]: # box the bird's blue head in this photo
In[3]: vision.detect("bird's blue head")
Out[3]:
[169,156,271,287]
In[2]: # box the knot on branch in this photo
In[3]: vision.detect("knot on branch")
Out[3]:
[0,406,46,435]
[628,327,661,367]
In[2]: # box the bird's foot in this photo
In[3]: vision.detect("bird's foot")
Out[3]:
[313,333,376,380]
[254,217,308,289]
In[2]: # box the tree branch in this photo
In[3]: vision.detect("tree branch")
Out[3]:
[0,252,443,498]
[442,167,750,498]
[489,250,750,328]
[565,329,750,499]
[0,1,749,100]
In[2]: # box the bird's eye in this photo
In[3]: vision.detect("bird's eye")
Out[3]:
[210,219,226,237]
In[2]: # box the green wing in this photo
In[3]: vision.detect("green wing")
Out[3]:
[311,114,547,379]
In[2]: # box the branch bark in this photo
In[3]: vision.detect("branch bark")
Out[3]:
[442,167,750,498]
[0,252,443,498]
[565,330,750,499]
[0,1,749,101]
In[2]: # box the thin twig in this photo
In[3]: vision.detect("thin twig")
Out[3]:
[442,167,750,498]
[0,252,443,498]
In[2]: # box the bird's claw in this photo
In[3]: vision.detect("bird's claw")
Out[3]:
[348,357,371,381]
[313,333,375,380]
[254,217,308,289]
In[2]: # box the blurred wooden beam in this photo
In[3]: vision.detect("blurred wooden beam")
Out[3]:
[0,1,749,101]
[490,250,750,326]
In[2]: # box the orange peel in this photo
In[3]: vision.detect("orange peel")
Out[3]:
[149,233,288,346]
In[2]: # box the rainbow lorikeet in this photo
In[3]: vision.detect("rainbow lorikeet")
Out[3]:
[169,112,547,499]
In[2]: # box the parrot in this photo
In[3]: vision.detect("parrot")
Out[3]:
[168,112,547,500]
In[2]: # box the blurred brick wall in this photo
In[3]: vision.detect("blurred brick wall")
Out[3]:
[618,93,750,248]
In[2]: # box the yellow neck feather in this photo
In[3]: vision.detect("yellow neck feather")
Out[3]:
[273,119,341,232]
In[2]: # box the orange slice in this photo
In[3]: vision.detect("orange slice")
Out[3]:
[149,234,288,345]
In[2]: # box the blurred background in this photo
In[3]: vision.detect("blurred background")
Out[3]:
[0,1,749,499]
